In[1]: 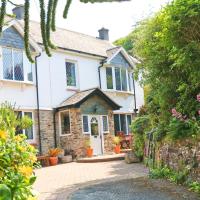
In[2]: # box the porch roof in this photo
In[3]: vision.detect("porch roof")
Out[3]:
[56,88,121,111]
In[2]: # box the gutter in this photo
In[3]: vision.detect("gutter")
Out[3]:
[132,73,138,115]
[98,60,106,89]
[53,108,57,148]
[35,53,42,154]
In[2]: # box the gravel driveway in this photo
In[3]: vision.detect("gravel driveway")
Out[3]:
[69,177,199,200]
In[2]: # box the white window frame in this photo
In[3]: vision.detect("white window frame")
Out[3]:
[105,65,133,93]
[114,114,132,135]
[82,115,90,134]
[65,59,79,90]
[1,46,33,83]
[101,115,109,133]
[15,110,35,143]
[59,110,71,136]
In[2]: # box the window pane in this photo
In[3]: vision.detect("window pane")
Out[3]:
[13,50,24,81]
[121,69,127,91]
[115,68,121,90]
[114,114,120,135]
[102,116,108,132]
[27,63,33,81]
[61,111,70,135]
[120,114,127,134]
[90,117,99,136]
[3,48,13,80]
[15,111,23,135]
[128,73,132,91]
[24,112,33,140]
[66,62,76,86]
[127,115,132,134]
[83,116,89,132]
[106,67,113,89]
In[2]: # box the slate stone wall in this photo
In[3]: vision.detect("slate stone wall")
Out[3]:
[0,27,25,49]
[157,141,200,182]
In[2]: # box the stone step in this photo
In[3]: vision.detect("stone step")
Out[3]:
[77,153,125,163]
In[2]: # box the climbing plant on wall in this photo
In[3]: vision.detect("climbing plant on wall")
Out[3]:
[1,0,127,62]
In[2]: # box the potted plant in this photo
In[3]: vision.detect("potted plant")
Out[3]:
[84,139,93,157]
[113,136,121,154]
[48,148,62,166]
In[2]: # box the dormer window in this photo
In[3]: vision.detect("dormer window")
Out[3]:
[2,47,33,82]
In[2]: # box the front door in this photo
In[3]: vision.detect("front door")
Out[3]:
[89,116,102,155]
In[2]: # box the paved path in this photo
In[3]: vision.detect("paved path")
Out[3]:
[34,161,148,200]
[69,178,199,200]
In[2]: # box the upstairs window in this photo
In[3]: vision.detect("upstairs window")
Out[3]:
[115,68,127,91]
[106,67,113,89]
[66,61,76,87]
[3,48,24,81]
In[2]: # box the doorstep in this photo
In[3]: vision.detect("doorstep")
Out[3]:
[77,153,125,163]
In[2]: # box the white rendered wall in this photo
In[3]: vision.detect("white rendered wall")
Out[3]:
[0,48,37,109]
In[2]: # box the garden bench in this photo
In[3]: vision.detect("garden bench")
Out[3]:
[37,155,50,167]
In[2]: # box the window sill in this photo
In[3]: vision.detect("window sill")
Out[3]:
[60,134,72,137]
[66,87,79,92]
[0,79,34,86]
[104,89,134,95]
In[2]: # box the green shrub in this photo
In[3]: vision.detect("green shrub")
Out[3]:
[0,103,37,200]
[149,166,171,179]
[168,118,199,140]
[189,181,200,194]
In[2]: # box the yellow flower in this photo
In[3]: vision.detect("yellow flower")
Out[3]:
[18,146,26,152]
[27,196,37,200]
[15,135,23,142]
[18,166,33,177]
[0,130,6,140]
[29,155,37,163]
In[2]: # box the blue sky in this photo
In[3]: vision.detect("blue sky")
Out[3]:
[8,0,170,41]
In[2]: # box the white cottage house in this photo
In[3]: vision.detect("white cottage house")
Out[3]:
[0,6,144,157]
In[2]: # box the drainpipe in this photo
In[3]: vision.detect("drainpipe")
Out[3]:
[132,73,138,115]
[53,108,57,148]
[98,60,105,89]
[35,53,42,154]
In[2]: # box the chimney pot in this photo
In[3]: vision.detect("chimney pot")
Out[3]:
[12,5,24,20]
[98,28,109,41]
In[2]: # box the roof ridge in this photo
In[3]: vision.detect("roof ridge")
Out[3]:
[29,20,112,44]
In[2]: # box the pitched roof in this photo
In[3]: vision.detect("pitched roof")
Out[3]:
[57,88,121,110]
[19,20,114,58]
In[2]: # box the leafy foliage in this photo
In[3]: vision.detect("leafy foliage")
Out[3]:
[0,103,37,200]
[117,0,200,140]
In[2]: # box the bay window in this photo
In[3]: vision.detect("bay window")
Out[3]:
[114,114,132,135]
[2,47,33,82]
[106,66,132,92]
[106,67,113,89]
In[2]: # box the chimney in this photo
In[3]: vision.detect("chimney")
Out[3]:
[12,5,24,20]
[98,28,109,41]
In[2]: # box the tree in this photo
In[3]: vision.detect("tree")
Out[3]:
[1,0,128,62]
[118,0,200,140]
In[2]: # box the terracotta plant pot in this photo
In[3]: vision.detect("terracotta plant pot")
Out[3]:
[86,148,93,157]
[114,145,121,154]
[49,156,58,166]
